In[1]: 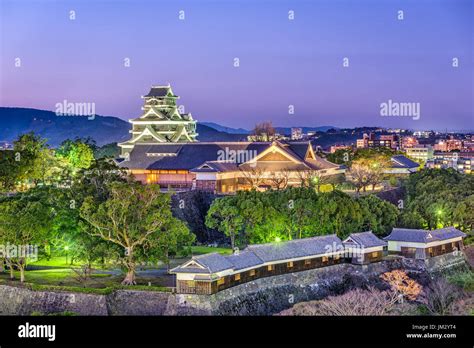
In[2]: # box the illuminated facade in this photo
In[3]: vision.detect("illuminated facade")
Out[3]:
[118,85,197,159]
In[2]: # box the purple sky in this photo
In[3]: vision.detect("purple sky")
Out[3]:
[1,0,473,130]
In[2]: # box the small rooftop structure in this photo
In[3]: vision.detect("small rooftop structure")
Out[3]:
[343,231,387,248]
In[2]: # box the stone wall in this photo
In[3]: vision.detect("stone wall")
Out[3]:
[0,253,468,316]
[0,285,108,316]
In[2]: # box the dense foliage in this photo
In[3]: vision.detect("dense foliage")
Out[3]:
[206,187,400,245]
[0,133,195,284]
[400,169,474,231]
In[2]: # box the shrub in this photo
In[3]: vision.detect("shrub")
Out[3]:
[420,279,461,315]
[279,287,399,316]
[380,270,422,301]
[447,271,474,291]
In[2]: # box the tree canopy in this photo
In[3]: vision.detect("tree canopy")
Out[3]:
[400,169,474,231]
[206,187,400,246]
[80,182,194,284]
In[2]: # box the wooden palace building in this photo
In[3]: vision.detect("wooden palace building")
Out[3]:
[117,85,344,193]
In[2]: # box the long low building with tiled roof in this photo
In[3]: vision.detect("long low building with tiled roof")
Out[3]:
[384,227,466,259]
[171,227,467,295]
[171,234,371,295]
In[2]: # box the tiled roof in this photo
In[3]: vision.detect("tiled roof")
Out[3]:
[226,251,264,271]
[306,157,340,170]
[238,162,310,172]
[119,142,269,170]
[118,141,335,172]
[384,227,466,243]
[144,86,174,98]
[344,231,387,248]
[247,235,342,263]
[391,155,420,169]
[171,234,343,274]
[192,161,240,173]
[193,253,235,273]
[431,227,467,240]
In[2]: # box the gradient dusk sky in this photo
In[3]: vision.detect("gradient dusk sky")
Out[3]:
[1,0,473,130]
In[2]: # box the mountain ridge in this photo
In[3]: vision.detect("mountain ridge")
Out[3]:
[0,107,339,147]
[0,107,247,146]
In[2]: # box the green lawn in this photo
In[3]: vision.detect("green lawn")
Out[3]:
[29,257,72,268]
[29,256,109,269]
[0,245,230,292]
[190,246,232,255]
[0,269,113,286]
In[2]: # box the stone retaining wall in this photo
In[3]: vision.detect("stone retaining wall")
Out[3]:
[0,253,468,316]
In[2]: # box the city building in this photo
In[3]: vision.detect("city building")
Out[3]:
[380,134,400,150]
[413,131,435,138]
[356,133,372,148]
[427,152,473,174]
[401,136,419,149]
[368,139,392,149]
[405,145,434,162]
[330,144,352,153]
[384,227,466,259]
[356,133,393,149]
[291,127,303,140]
[434,138,463,152]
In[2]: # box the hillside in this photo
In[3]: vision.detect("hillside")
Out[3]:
[0,107,246,146]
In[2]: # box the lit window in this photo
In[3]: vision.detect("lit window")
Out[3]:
[186,280,195,287]
[287,261,294,268]
[441,244,446,251]
[304,259,311,266]
[234,273,241,281]
[334,254,340,260]
[249,269,256,276]
[217,278,225,286]
[267,265,274,271]
[322,256,329,263]
[371,252,378,258]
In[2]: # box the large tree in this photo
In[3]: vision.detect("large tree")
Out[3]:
[0,188,53,282]
[80,183,193,285]
[0,150,20,192]
[206,196,244,249]
[252,121,276,141]
[56,139,94,170]
[12,132,59,187]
